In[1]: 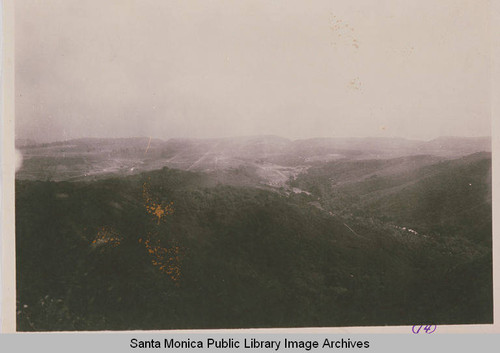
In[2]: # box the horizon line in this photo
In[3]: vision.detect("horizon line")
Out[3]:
[15,134,493,146]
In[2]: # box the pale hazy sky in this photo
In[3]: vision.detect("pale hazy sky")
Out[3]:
[15,0,491,142]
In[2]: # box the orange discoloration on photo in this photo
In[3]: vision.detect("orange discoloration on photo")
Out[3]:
[349,77,361,91]
[91,226,122,248]
[142,180,174,224]
[143,234,183,283]
[329,14,359,50]
[92,180,183,283]
[139,180,183,283]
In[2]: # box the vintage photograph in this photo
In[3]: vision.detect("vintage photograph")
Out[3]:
[14,0,492,331]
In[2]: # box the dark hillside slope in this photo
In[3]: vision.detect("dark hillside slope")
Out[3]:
[291,153,491,242]
[16,165,492,330]
[360,153,491,242]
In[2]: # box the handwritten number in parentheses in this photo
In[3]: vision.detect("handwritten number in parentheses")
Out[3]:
[412,325,437,334]
[424,325,437,334]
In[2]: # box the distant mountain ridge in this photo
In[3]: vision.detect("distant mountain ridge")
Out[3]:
[17,135,491,156]
[15,135,491,182]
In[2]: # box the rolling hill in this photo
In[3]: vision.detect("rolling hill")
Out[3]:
[16,136,491,183]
